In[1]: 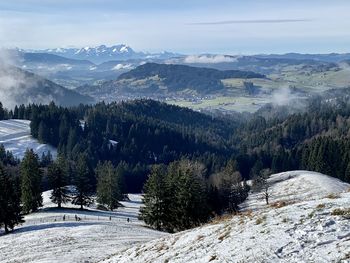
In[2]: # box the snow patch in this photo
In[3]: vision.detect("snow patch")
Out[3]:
[0,119,57,159]
[0,191,165,263]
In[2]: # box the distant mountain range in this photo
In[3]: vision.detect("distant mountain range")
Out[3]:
[26,44,182,64]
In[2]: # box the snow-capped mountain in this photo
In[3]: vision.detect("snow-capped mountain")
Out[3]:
[31,44,181,64]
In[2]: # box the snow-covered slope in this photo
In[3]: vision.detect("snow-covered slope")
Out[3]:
[0,191,165,263]
[0,119,57,159]
[102,171,350,263]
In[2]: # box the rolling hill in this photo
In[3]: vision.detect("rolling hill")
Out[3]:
[77,63,265,99]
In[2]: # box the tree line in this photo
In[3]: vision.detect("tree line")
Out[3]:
[140,159,249,232]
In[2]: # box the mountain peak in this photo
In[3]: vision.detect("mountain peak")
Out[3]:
[18,44,181,64]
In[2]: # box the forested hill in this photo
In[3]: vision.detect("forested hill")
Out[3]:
[234,92,350,183]
[116,63,265,93]
[4,90,350,192]
[21,100,237,191]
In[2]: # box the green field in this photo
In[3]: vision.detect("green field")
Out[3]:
[167,95,271,113]
[168,65,350,113]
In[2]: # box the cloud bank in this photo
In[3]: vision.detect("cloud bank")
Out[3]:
[183,55,238,64]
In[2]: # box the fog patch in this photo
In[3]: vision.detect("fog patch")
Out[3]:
[184,55,238,64]
[0,49,53,109]
[112,63,133,70]
[272,87,300,106]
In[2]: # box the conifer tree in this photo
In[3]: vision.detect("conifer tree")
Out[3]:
[96,161,121,211]
[116,161,127,199]
[20,149,42,214]
[0,164,24,234]
[41,151,53,167]
[170,160,209,231]
[0,102,5,120]
[71,154,92,209]
[344,162,350,183]
[38,121,49,143]
[140,164,168,230]
[48,156,70,208]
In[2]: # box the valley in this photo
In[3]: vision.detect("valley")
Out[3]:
[1,1,350,262]
[3,45,350,113]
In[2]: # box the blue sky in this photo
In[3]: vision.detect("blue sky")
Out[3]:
[0,0,349,54]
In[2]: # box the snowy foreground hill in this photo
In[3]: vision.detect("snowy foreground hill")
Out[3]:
[0,171,349,263]
[0,119,57,159]
[102,171,350,263]
[0,192,165,263]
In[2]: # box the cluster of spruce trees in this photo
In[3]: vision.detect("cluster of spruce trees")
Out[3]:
[0,163,23,234]
[140,159,249,232]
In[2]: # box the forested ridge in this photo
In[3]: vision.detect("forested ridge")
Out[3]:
[233,94,350,183]
[116,63,265,94]
[1,91,350,233]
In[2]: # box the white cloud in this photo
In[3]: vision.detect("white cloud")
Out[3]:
[112,64,132,70]
[184,55,238,64]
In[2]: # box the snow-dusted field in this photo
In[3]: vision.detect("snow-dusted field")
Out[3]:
[0,192,166,263]
[1,171,349,263]
[0,119,57,159]
[103,171,350,263]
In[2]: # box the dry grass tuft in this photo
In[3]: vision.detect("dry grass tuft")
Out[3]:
[196,235,205,241]
[255,215,267,225]
[210,214,233,225]
[270,201,287,209]
[331,208,350,217]
[325,193,340,199]
[316,203,326,210]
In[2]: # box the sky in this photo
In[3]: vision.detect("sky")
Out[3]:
[0,0,349,54]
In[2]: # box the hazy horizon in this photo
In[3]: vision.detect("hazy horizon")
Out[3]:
[0,0,349,55]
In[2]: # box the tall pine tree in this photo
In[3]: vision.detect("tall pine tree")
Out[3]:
[71,154,92,209]
[96,161,121,211]
[140,164,168,230]
[20,149,42,214]
[48,156,70,208]
[0,164,24,233]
